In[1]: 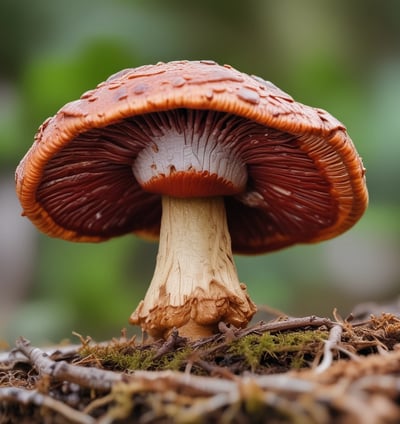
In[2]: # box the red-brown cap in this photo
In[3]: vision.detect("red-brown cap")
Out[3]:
[16,60,368,253]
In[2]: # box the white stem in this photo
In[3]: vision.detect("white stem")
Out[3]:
[130,196,256,339]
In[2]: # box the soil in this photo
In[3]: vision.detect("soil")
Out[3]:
[1,307,400,423]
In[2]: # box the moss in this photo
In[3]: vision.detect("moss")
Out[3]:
[78,341,193,372]
[79,344,151,371]
[158,347,193,371]
[227,330,327,372]
[77,329,327,376]
[80,330,328,374]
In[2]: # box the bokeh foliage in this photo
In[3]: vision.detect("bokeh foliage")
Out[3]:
[1,0,399,344]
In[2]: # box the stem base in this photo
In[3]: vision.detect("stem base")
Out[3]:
[130,196,256,339]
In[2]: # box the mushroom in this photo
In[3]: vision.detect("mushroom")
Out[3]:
[15,60,368,339]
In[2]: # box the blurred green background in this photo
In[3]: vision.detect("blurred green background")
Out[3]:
[1,0,399,345]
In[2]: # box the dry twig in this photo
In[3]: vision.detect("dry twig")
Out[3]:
[0,386,95,424]
[15,337,123,391]
[315,324,343,373]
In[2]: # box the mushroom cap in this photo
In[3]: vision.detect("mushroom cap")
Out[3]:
[16,60,368,254]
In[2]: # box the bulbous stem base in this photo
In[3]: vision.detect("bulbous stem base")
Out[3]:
[130,196,257,339]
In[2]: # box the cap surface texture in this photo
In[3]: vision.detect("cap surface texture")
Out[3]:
[16,60,368,253]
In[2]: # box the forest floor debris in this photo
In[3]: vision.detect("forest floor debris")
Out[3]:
[1,312,400,423]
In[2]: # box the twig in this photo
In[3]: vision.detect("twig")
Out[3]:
[83,392,115,415]
[174,392,236,423]
[153,328,187,360]
[353,374,400,393]
[16,337,123,391]
[218,321,238,343]
[241,315,335,337]
[189,315,334,351]
[0,344,81,368]
[0,386,95,424]
[314,324,343,374]
[193,358,237,379]
[129,370,316,397]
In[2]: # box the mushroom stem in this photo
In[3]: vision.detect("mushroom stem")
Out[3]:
[130,196,257,339]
